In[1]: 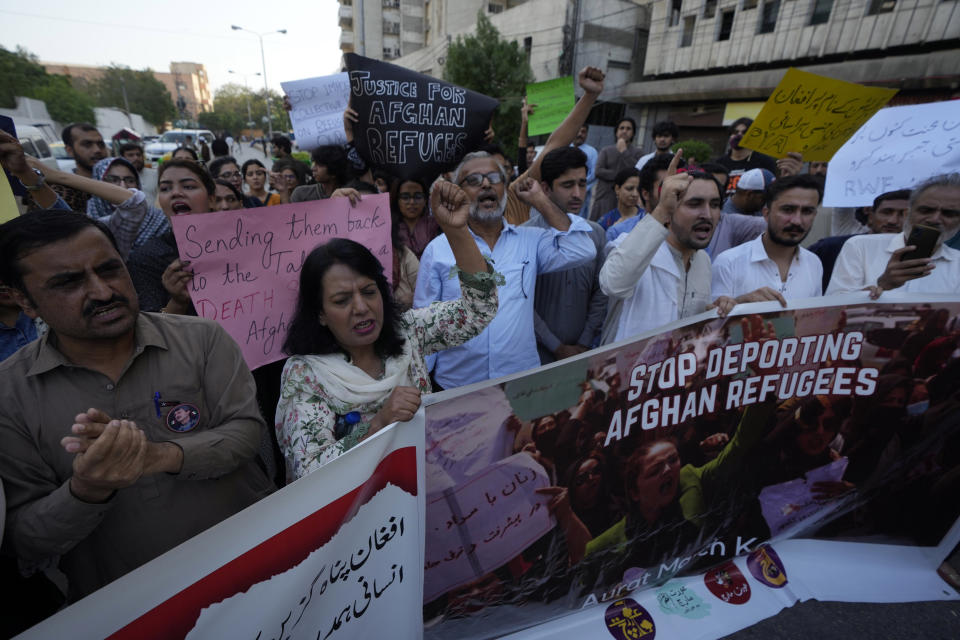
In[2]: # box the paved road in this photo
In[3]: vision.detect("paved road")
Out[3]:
[722,600,960,639]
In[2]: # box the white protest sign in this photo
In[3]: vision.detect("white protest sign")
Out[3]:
[281,73,350,150]
[424,453,554,602]
[824,100,960,207]
[18,414,425,640]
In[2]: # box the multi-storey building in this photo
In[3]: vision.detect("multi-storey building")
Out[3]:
[624,0,960,154]
[41,61,213,121]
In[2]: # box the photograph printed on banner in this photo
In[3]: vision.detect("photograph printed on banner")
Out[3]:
[422,299,960,638]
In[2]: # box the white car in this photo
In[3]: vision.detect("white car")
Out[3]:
[144,129,214,163]
[16,124,60,172]
[49,142,77,172]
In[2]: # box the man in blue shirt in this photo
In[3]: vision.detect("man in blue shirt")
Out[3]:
[414,151,597,389]
[0,286,38,362]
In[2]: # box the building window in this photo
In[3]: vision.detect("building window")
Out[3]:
[670,0,683,26]
[867,0,896,14]
[488,3,503,13]
[809,0,833,24]
[681,16,696,46]
[524,36,532,61]
[718,9,735,40]
[758,0,780,32]
[704,0,718,18]
[743,0,758,8]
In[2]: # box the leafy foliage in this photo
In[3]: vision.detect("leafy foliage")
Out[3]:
[671,139,716,166]
[0,45,95,123]
[443,11,534,162]
[88,66,176,127]
[33,75,97,124]
[198,83,290,136]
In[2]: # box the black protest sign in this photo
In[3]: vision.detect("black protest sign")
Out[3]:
[344,53,498,182]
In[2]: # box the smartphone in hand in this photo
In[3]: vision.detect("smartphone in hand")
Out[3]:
[902,224,940,261]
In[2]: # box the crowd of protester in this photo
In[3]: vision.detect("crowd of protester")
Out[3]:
[1,62,959,633]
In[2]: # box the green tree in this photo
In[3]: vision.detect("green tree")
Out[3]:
[443,11,534,161]
[34,75,96,124]
[200,83,291,135]
[89,65,176,127]
[0,45,95,123]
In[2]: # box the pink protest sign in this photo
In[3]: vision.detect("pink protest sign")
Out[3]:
[170,194,392,369]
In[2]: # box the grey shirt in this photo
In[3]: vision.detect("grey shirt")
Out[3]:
[0,313,274,600]
[524,212,608,363]
[706,212,767,259]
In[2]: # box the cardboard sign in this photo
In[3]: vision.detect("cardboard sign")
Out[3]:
[526,76,575,137]
[343,54,499,182]
[281,73,351,150]
[740,68,896,161]
[170,195,392,370]
[0,170,17,223]
[823,100,960,207]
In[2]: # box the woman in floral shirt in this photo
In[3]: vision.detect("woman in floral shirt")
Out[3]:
[276,180,500,480]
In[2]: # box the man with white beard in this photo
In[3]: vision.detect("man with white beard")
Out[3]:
[414,151,597,389]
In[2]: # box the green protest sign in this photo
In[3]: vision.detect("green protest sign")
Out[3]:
[526,76,575,137]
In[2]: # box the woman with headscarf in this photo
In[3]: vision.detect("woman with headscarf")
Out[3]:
[86,157,170,258]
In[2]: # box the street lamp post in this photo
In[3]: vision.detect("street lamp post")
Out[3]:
[228,69,261,132]
[231,25,286,155]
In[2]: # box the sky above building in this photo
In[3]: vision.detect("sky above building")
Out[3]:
[1,0,343,96]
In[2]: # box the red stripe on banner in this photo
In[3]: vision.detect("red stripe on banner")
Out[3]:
[108,446,418,639]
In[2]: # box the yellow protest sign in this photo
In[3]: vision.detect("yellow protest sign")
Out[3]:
[0,171,19,223]
[740,68,897,161]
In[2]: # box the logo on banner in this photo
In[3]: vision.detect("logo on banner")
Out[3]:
[604,598,656,640]
[704,561,751,604]
[746,545,788,588]
[656,582,711,619]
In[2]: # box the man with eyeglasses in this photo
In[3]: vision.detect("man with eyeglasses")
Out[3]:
[414,151,597,389]
[827,174,960,296]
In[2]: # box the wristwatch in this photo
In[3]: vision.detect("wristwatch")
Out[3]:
[20,168,46,191]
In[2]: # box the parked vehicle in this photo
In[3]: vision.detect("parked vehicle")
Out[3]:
[144,129,214,163]
[49,142,77,172]
[16,124,59,171]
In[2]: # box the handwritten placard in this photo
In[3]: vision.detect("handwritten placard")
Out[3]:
[170,195,392,370]
[281,73,350,150]
[823,100,960,207]
[424,453,553,602]
[344,53,498,182]
[740,68,897,161]
[526,76,575,137]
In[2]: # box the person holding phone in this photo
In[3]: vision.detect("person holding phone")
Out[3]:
[826,174,960,297]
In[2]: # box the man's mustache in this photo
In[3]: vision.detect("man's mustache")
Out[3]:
[83,295,129,317]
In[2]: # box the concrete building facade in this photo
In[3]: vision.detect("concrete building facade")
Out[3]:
[41,61,213,122]
[623,0,960,155]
